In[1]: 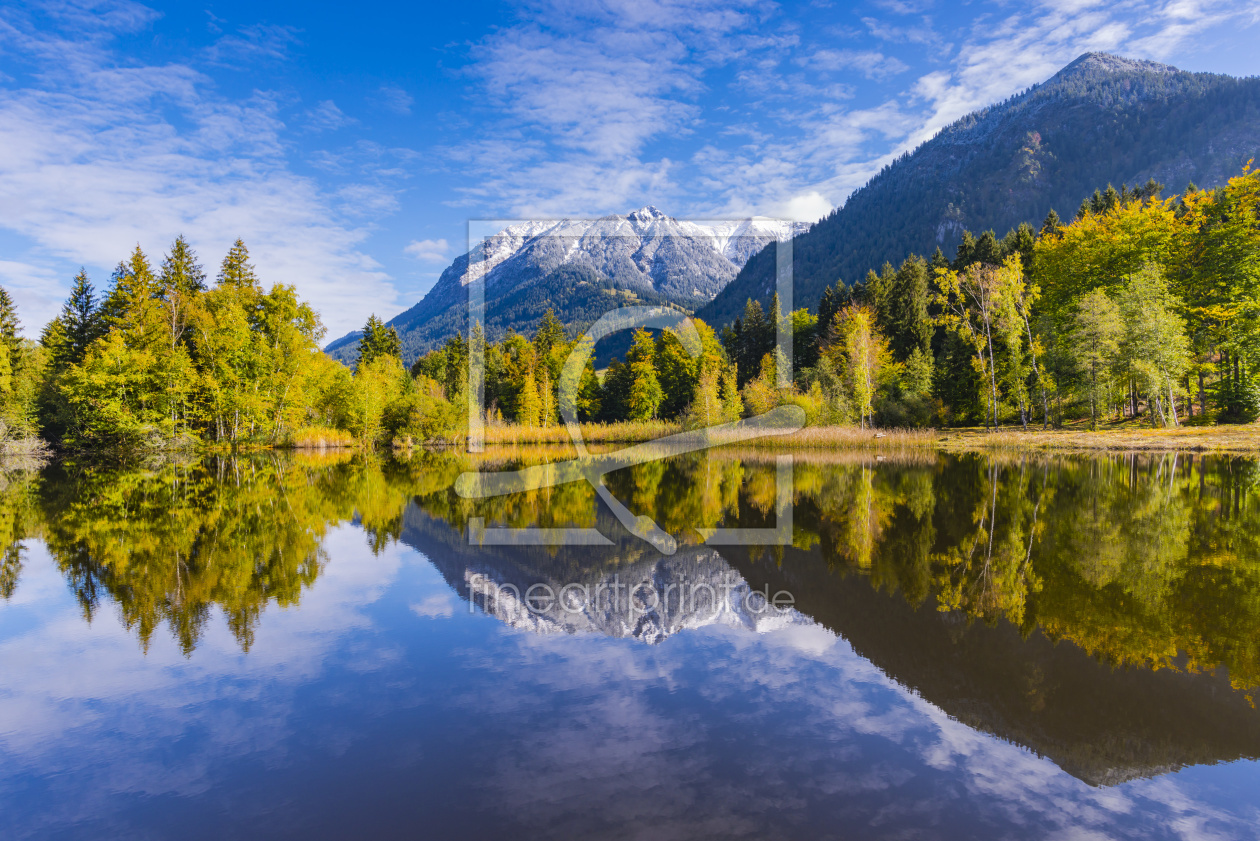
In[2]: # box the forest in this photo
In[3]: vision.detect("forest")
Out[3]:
[0,167,1255,453]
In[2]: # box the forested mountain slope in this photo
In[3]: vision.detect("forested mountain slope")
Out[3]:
[699,52,1260,328]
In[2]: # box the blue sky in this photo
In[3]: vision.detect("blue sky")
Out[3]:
[1,0,1257,340]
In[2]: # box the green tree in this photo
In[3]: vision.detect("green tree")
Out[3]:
[60,270,103,366]
[890,256,932,360]
[1118,264,1192,427]
[1071,288,1124,429]
[358,315,402,368]
[217,238,260,291]
[625,329,662,420]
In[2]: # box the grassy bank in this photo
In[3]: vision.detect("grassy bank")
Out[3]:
[938,423,1260,453]
[473,419,1260,454]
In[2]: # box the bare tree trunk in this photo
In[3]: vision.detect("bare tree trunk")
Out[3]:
[1168,377,1179,427]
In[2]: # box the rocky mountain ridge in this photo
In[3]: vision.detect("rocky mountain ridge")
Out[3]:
[326,208,807,364]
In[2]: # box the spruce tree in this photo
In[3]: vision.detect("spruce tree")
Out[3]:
[218,239,260,290]
[974,230,1002,266]
[930,247,950,273]
[952,231,977,270]
[817,286,838,342]
[59,269,102,365]
[1039,209,1062,238]
[161,235,207,296]
[357,315,401,367]
[890,256,932,360]
[101,246,158,331]
[532,309,565,358]
[0,287,20,365]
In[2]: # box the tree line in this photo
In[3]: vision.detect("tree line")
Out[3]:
[719,168,1260,430]
[0,166,1255,452]
[0,237,451,450]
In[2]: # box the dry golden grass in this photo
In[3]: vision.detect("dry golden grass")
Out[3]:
[725,425,938,450]
[938,423,1260,453]
[479,420,681,445]
[476,421,938,450]
[441,418,1260,457]
[283,426,357,449]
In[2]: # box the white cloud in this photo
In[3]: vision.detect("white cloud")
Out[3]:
[803,48,911,80]
[403,238,452,262]
[306,99,355,132]
[204,22,301,66]
[377,84,413,115]
[452,0,1259,228]
[0,7,400,338]
[410,593,457,618]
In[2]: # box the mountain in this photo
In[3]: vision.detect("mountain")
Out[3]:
[325,208,807,364]
[400,496,1260,787]
[698,52,1260,329]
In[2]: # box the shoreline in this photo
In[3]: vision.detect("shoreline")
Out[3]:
[5,423,1259,463]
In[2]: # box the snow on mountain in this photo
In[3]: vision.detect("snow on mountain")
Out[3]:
[463,548,818,645]
[326,207,810,363]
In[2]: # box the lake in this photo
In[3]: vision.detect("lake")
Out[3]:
[1,448,1258,839]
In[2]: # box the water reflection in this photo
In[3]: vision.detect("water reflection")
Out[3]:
[1,446,1259,836]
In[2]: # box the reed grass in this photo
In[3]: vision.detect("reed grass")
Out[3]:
[283,426,357,449]
[479,420,681,445]
[938,424,1260,453]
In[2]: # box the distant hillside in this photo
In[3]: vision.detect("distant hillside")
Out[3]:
[325,209,804,365]
[698,52,1260,328]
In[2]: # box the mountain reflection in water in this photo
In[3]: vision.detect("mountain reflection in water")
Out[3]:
[1,447,1259,839]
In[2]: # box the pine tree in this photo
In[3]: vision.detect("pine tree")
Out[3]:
[0,287,21,365]
[357,315,401,367]
[890,256,932,360]
[532,309,565,358]
[101,246,159,336]
[1039,209,1062,238]
[218,239,260,290]
[953,231,977,269]
[60,269,102,365]
[161,235,207,296]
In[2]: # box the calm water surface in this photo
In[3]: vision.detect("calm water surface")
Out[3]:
[1,449,1259,839]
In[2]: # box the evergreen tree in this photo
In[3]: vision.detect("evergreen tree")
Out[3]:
[532,309,565,358]
[890,256,932,360]
[973,230,1002,266]
[100,246,159,339]
[358,315,402,367]
[59,270,102,366]
[654,329,697,419]
[952,231,977,270]
[734,299,771,386]
[161,235,207,296]
[217,239,260,290]
[1005,222,1037,271]
[817,285,838,342]
[159,236,205,350]
[930,247,950,273]
[0,287,21,366]
[1039,209,1062,238]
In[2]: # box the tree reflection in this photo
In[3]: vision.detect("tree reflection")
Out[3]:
[0,446,1257,689]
